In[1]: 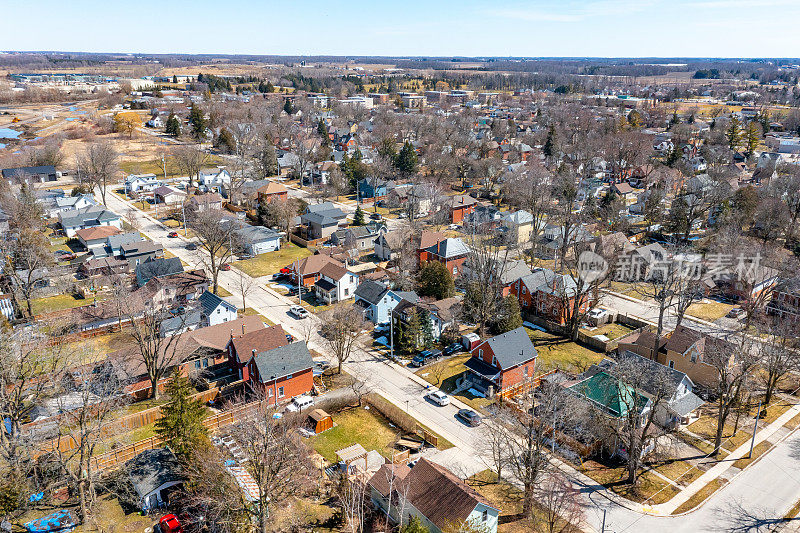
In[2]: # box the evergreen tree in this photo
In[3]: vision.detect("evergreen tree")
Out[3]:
[378,137,398,161]
[417,261,455,300]
[744,121,761,156]
[352,205,365,226]
[172,74,178,84]
[189,104,206,140]
[669,111,680,127]
[402,309,424,352]
[256,143,279,178]
[494,295,523,334]
[401,516,430,533]
[317,119,329,142]
[395,141,418,174]
[543,124,557,158]
[418,309,435,349]
[726,115,744,151]
[155,372,209,459]
[283,98,294,115]
[165,113,181,137]
[256,200,270,227]
[215,127,236,153]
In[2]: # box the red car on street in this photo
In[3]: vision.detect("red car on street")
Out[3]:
[167,231,179,238]
[220,263,232,271]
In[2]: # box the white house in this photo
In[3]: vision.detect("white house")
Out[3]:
[59,207,123,238]
[0,294,15,321]
[153,186,186,206]
[198,291,238,326]
[125,174,162,195]
[234,225,282,256]
[198,167,231,193]
[313,263,358,304]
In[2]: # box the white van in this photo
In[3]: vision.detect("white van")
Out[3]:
[285,395,314,412]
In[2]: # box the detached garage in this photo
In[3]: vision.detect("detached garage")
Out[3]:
[125,448,185,511]
[308,409,333,434]
[235,225,282,256]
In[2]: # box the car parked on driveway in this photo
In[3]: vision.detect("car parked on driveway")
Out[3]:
[456,408,482,427]
[158,514,182,533]
[443,343,463,357]
[285,395,314,413]
[426,390,450,406]
[167,231,179,238]
[185,242,197,251]
[727,307,746,319]
[220,263,232,271]
[410,349,442,367]
[289,305,309,319]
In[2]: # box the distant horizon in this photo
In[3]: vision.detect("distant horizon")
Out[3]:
[2,0,799,58]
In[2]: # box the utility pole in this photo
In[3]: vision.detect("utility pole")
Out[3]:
[390,311,394,361]
[601,509,606,533]
[749,400,762,458]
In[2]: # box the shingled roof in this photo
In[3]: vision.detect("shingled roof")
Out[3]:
[252,342,313,383]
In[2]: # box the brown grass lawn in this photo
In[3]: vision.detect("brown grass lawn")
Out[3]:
[686,300,736,322]
[236,243,312,278]
[30,293,105,316]
[579,460,680,504]
[579,322,636,341]
[732,440,772,469]
[310,406,400,463]
[688,412,753,451]
[526,328,604,373]
[648,459,705,486]
[672,478,727,514]
[415,354,494,411]
[678,431,730,459]
[16,495,153,533]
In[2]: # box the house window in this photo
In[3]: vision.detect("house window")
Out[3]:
[492,355,497,367]
[203,359,209,369]
[194,361,201,370]
[523,366,529,377]
[278,386,285,398]
[350,275,354,282]
[344,288,349,296]
[453,267,458,275]
[669,360,674,369]
[267,388,273,397]
[690,350,697,363]
[482,510,488,523]
[478,349,483,359]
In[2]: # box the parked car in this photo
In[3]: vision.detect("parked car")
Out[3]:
[285,333,295,343]
[271,272,288,282]
[456,409,482,427]
[289,305,309,319]
[727,308,746,319]
[443,342,463,357]
[369,212,382,220]
[185,242,197,251]
[313,360,330,376]
[55,250,77,261]
[410,349,442,367]
[285,395,314,412]
[220,263,232,271]
[158,515,182,533]
[426,390,450,406]
[167,231,179,238]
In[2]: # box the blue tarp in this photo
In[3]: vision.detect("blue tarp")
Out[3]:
[24,510,77,533]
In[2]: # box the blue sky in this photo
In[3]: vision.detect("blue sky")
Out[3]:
[1,0,799,58]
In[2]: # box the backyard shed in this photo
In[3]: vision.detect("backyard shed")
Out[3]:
[308,409,333,434]
[125,447,185,511]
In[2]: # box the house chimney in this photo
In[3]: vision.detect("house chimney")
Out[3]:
[252,349,257,358]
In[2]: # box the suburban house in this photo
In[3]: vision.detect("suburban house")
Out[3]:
[108,232,144,256]
[153,186,186,206]
[462,326,537,396]
[423,237,470,277]
[125,448,184,512]
[463,258,533,297]
[198,167,231,193]
[226,324,288,381]
[374,230,405,262]
[511,268,592,326]
[448,194,480,223]
[76,225,122,251]
[300,202,348,240]
[40,193,97,218]
[358,177,390,201]
[289,254,345,288]
[79,257,130,278]
[313,263,359,304]
[122,240,165,268]
[500,210,535,245]
[392,297,461,341]
[0,294,15,321]
[767,277,800,320]
[256,181,288,204]
[615,243,670,281]
[124,173,162,194]
[277,152,300,177]
[246,342,314,405]
[1,165,58,183]
[198,290,238,326]
[354,280,404,325]
[234,225,282,256]
[368,458,500,533]
[59,207,123,238]
[187,192,224,212]
[140,269,210,307]
[566,369,652,427]
[330,224,383,252]
[136,257,184,287]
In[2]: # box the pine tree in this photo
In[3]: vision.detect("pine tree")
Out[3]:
[165,113,181,137]
[726,115,744,151]
[495,295,523,334]
[417,261,455,300]
[418,309,435,349]
[401,516,430,533]
[283,98,294,115]
[317,119,329,140]
[352,205,365,226]
[172,74,178,84]
[215,127,236,153]
[395,141,418,174]
[543,124,557,158]
[744,121,761,156]
[189,104,206,140]
[155,372,209,459]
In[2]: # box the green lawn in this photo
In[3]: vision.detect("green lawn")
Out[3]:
[310,407,400,463]
[236,243,313,278]
[526,328,604,373]
[31,293,103,316]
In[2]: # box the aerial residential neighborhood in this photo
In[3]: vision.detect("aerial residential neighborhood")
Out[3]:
[2,6,800,533]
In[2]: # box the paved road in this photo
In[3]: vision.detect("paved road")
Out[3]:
[104,190,800,532]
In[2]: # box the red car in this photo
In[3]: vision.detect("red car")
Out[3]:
[220,263,232,271]
[167,231,179,238]
[158,514,182,533]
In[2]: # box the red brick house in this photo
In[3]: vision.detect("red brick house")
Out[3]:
[289,254,345,287]
[424,237,470,277]
[417,231,447,264]
[463,327,537,395]
[449,195,479,223]
[227,324,289,381]
[256,181,288,204]
[246,341,314,404]
[511,268,593,326]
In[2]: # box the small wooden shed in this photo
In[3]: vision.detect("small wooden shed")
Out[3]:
[308,409,333,434]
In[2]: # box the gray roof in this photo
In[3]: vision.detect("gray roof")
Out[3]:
[59,206,120,228]
[136,257,183,284]
[126,448,184,500]
[520,268,581,297]
[198,290,236,315]
[2,165,56,179]
[499,259,533,285]
[670,391,706,417]
[160,309,203,336]
[121,240,163,257]
[392,290,421,304]
[427,237,470,259]
[235,225,282,245]
[501,210,534,225]
[482,326,537,369]
[302,211,341,227]
[108,231,143,249]
[252,342,313,382]
[354,280,389,305]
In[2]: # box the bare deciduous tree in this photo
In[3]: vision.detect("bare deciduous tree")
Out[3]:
[319,304,366,374]
[188,209,241,294]
[78,141,119,205]
[173,144,210,191]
